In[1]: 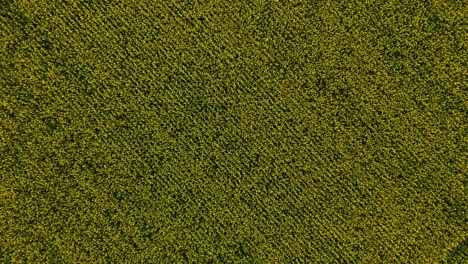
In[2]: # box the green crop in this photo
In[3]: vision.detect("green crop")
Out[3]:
[1,0,466,263]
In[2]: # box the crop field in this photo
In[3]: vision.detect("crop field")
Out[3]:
[1,0,467,263]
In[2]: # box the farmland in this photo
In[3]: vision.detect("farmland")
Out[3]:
[0,0,466,262]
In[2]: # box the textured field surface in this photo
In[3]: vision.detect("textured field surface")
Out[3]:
[1,0,467,263]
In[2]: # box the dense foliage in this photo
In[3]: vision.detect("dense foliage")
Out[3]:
[1,0,466,262]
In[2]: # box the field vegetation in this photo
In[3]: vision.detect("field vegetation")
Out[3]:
[1,0,466,262]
